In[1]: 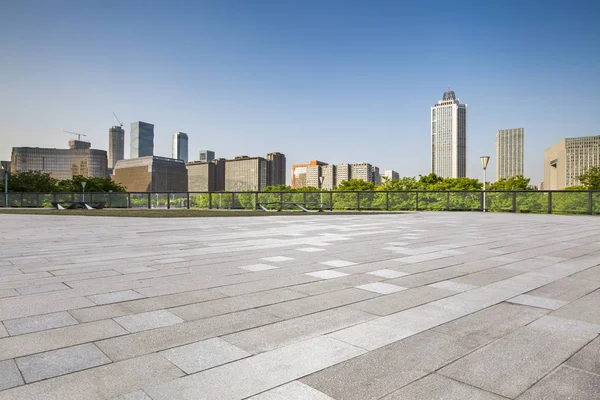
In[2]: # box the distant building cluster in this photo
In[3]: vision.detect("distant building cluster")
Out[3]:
[544,136,600,189]
[291,160,380,189]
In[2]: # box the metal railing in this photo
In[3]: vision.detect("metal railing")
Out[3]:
[1,190,600,214]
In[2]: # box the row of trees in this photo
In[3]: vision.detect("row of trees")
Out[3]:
[0,171,126,193]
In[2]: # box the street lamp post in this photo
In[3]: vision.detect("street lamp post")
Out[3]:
[480,156,490,212]
[319,176,325,209]
[1,161,9,208]
[81,181,87,203]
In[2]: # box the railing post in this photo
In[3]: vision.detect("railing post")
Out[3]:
[386,191,389,211]
[480,191,484,212]
[108,192,112,208]
[279,192,283,212]
[357,192,360,211]
[232,192,235,210]
[208,193,213,209]
[127,192,131,208]
[167,193,171,209]
[303,192,307,206]
[415,191,419,211]
[512,191,517,213]
[329,191,333,211]
[187,192,190,209]
[589,191,593,215]
[254,192,259,210]
[147,193,151,209]
[36,193,40,208]
[547,191,552,214]
[446,192,450,211]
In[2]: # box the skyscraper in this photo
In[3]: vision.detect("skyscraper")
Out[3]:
[130,121,154,158]
[544,135,600,190]
[199,150,215,162]
[266,152,286,186]
[108,125,125,172]
[496,128,524,180]
[431,90,468,178]
[172,132,189,163]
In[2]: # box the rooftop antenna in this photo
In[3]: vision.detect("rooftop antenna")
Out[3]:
[62,129,87,141]
[112,112,124,128]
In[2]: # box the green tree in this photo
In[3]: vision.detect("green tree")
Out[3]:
[56,176,126,192]
[577,167,600,190]
[379,176,418,191]
[335,179,376,191]
[2,171,58,192]
[487,175,533,191]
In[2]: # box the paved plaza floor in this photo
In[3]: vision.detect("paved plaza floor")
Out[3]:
[0,212,599,399]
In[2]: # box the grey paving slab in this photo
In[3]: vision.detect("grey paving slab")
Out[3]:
[451,267,523,286]
[249,381,335,399]
[240,263,279,272]
[525,276,600,301]
[86,290,146,305]
[350,285,456,316]
[258,288,378,319]
[111,391,152,400]
[0,319,127,360]
[114,310,184,333]
[3,311,79,336]
[261,256,294,262]
[305,270,349,279]
[551,290,600,325]
[365,268,409,278]
[0,360,24,391]
[319,260,356,268]
[439,315,598,399]
[113,266,156,274]
[507,294,569,310]
[0,289,18,299]
[0,353,184,400]
[355,282,406,294]
[517,365,600,400]
[222,307,376,353]
[16,282,70,295]
[566,336,600,375]
[96,309,280,362]
[16,343,111,383]
[159,337,250,374]
[428,280,478,292]
[145,337,365,400]
[0,322,8,338]
[381,373,506,400]
[301,330,483,400]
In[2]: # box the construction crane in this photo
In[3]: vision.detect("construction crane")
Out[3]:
[62,129,87,141]
[112,112,123,128]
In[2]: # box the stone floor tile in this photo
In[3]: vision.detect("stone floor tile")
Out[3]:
[296,247,326,253]
[261,256,294,262]
[551,290,600,325]
[507,294,569,310]
[86,290,146,305]
[319,260,356,268]
[451,267,522,286]
[428,280,478,293]
[113,267,156,274]
[517,365,600,400]
[355,282,406,294]
[526,277,600,301]
[16,343,111,383]
[0,322,8,338]
[159,337,250,374]
[111,391,153,400]
[350,285,455,316]
[366,269,408,279]
[0,360,24,391]
[16,282,70,295]
[114,310,184,333]
[566,336,600,375]
[381,373,506,399]
[3,311,79,336]
[145,337,365,400]
[305,270,349,280]
[240,264,279,272]
[248,381,335,399]
[290,274,382,296]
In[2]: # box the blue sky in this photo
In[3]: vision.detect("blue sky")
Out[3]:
[1,0,599,184]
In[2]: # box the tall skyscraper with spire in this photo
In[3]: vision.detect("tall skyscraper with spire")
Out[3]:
[431,89,468,178]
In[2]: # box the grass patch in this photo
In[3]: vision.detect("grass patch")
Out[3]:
[0,208,397,218]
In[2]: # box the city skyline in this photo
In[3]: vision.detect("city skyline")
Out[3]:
[1,1,599,184]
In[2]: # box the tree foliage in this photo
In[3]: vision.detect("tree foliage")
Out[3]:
[487,175,533,191]
[1,171,126,192]
[578,167,600,190]
[335,179,376,191]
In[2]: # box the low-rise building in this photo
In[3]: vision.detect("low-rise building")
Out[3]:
[112,156,187,192]
[187,158,225,192]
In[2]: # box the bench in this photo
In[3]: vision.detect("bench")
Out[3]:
[256,201,326,212]
[51,201,106,210]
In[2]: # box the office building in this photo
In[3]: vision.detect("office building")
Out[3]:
[199,150,215,162]
[496,128,524,180]
[544,136,600,190]
[372,166,381,185]
[383,170,400,180]
[187,158,225,192]
[306,165,322,188]
[225,156,269,191]
[108,125,125,172]
[291,160,328,188]
[321,164,336,190]
[266,152,286,186]
[10,142,108,180]
[337,163,351,183]
[431,89,468,178]
[130,121,154,158]
[351,163,373,182]
[172,132,189,163]
[112,156,187,192]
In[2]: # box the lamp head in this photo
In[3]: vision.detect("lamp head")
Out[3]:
[480,156,490,170]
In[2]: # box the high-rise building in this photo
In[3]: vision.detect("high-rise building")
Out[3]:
[351,163,372,182]
[10,142,108,180]
[112,156,187,192]
[172,132,189,163]
[496,128,524,180]
[199,150,215,162]
[337,163,351,183]
[108,126,125,172]
[266,152,286,186]
[225,157,268,191]
[321,164,336,190]
[431,90,468,178]
[291,160,328,188]
[306,165,322,188]
[544,136,600,190]
[130,121,154,158]
[292,160,380,189]
[187,158,225,192]
[383,170,400,180]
